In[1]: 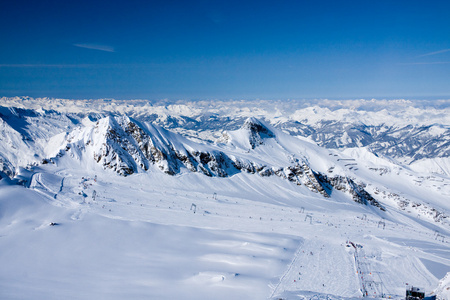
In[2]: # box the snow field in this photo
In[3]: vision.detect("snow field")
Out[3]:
[0,184,300,300]
[0,159,447,299]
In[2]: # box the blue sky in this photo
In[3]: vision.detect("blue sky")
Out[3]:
[0,0,449,100]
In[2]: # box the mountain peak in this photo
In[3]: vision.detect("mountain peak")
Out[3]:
[242,117,275,149]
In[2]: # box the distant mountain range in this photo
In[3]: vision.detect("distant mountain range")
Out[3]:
[2,97,449,165]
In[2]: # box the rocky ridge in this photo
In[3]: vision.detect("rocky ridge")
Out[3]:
[52,116,384,210]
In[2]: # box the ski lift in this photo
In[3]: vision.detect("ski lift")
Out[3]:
[305,214,312,224]
[435,233,445,242]
[378,219,386,230]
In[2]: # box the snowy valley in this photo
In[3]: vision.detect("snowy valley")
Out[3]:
[0,97,449,299]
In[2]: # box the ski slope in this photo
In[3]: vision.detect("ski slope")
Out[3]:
[1,158,448,299]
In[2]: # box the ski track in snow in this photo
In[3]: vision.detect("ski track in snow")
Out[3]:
[269,238,304,298]
[2,164,450,299]
[5,164,446,299]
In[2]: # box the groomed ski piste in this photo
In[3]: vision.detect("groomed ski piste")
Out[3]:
[1,156,449,299]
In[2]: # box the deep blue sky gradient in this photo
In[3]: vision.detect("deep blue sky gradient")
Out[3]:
[1,0,449,99]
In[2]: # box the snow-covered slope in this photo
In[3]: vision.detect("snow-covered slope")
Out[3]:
[0,99,449,300]
[434,272,450,299]
[0,106,79,171]
[3,97,449,163]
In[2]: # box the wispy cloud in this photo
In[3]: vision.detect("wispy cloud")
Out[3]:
[416,48,450,58]
[0,63,180,69]
[0,64,97,68]
[397,61,450,65]
[73,43,115,52]
[0,63,168,69]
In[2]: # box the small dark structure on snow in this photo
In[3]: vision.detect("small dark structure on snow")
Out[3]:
[406,286,436,300]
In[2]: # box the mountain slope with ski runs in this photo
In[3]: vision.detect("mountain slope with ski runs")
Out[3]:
[0,97,449,300]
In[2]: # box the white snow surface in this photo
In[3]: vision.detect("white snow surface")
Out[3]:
[0,98,449,299]
[2,164,449,300]
[434,272,450,299]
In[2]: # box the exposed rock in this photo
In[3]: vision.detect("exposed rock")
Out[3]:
[243,117,275,149]
[52,115,386,211]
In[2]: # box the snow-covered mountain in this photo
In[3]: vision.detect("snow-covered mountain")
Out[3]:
[0,98,449,300]
[2,97,449,166]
